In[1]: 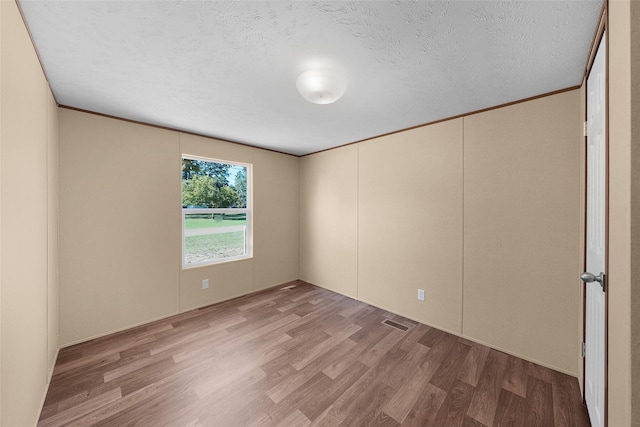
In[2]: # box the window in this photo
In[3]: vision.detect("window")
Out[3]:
[182,156,251,267]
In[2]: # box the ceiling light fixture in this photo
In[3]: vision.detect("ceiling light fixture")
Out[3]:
[296,69,346,105]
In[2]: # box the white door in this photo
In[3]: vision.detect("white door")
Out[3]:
[583,33,607,427]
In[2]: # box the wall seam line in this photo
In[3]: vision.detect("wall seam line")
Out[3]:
[178,132,183,313]
[461,117,465,336]
[356,144,360,299]
[45,79,50,385]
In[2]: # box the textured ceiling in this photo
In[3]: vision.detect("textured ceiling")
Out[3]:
[19,0,603,156]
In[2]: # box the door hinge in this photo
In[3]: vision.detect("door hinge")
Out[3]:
[584,121,588,137]
[582,342,586,358]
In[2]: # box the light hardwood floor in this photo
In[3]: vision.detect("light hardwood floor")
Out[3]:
[39,281,590,426]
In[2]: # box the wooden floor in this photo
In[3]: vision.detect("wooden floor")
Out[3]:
[39,281,590,426]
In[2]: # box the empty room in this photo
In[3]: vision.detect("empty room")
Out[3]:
[1,0,638,426]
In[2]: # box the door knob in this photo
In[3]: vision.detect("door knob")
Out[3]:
[581,271,606,292]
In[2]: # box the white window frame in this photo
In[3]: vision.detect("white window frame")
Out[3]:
[181,155,252,269]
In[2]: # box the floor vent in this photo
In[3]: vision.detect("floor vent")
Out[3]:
[281,284,298,290]
[382,319,409,331]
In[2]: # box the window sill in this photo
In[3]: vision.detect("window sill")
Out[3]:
[181,254,253,270]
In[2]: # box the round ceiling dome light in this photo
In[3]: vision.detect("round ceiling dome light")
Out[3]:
[296,69,346,105]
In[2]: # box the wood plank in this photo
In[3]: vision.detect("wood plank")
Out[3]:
[430,340,472,391]
[466,349,509,426]
[275,410,311,427]
[64,366,202,426]
[260,329,332,376]
[493,388,527,427]
[457,343,490,387]
[322,318,393,380]
[37,388,122,427]
[298,361,370,421]
[522,376,556,426]
[39,281,588,427]
[359,328,406,367]
[431,379,475,426]
[267,338,357,403]
[289,323,361,370]
[186,367,271,426]
[551,371,590,426]
[383,344,435,422]
[249,372,334,427]
[401,383,447,427]
[339,379,400,427]
[501,354,529,397]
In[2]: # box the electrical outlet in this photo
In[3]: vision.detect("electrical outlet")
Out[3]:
[202,279,209,289]
[417,289,425,301]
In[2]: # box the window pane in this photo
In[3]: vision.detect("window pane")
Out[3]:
[184,231,245,265]
[182,159,247,208]
[184,213,247,229]
[182,156,251,267]
[184,213,247,265]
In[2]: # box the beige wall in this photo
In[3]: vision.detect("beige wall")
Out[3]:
[608,0,639,424]
[1,2,4,420]
[252,149,300,291]
[0,1,59,425]
[463,90,581,375]
[299,145,358,298]
[300,90,582,374]
[59,111,299,345]
[358,120,463,334]
[631,2,640,423]
[178,133,299,311]
[59,111,182,345]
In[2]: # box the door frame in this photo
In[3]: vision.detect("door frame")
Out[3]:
[583,2,608,424]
